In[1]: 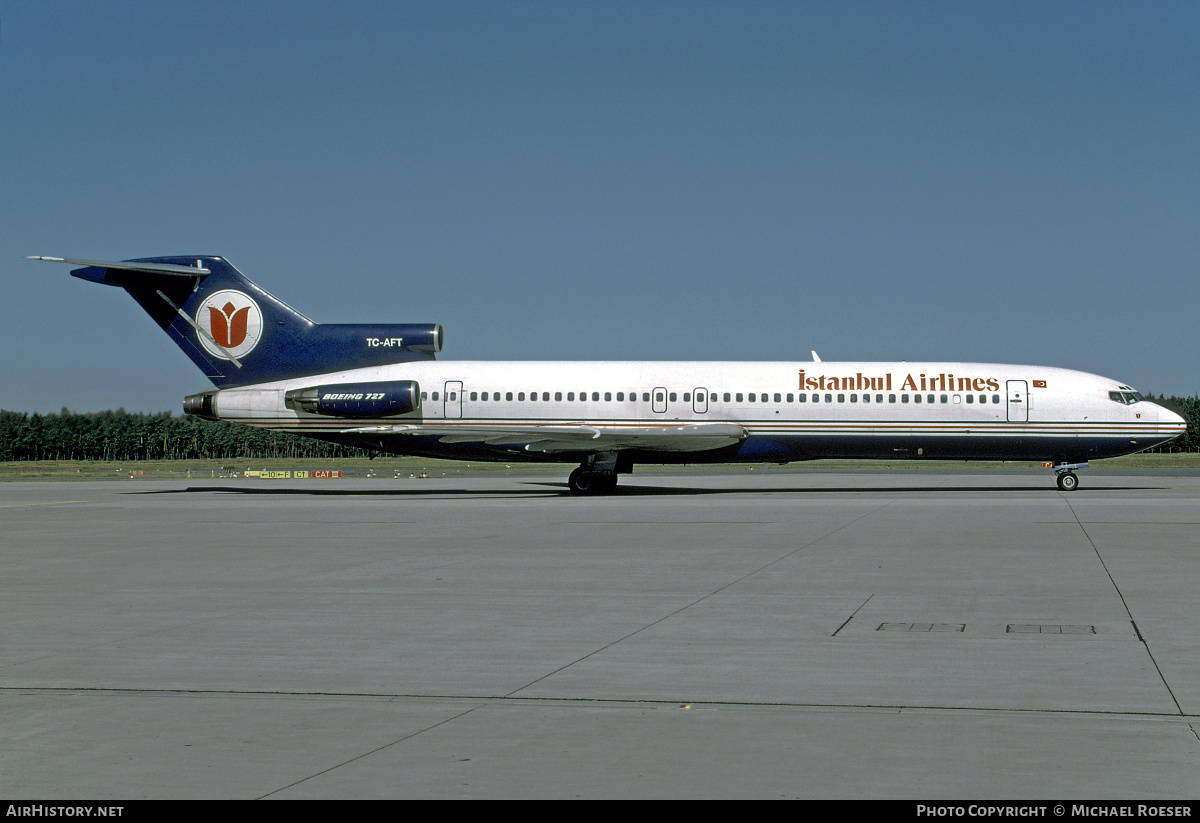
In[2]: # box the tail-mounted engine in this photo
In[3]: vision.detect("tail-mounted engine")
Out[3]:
[284,380,421,418]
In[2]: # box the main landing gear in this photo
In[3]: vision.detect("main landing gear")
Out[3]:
[568,467,618,495]
[567,452,626,496]
[1046,461,1088,492]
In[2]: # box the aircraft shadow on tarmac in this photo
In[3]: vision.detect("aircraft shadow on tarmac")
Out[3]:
[124,482,1148,498]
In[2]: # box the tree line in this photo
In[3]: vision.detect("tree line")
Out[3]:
[2,398,1198,461]
[0,409,369,461]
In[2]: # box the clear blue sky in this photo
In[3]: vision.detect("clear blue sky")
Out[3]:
[2,1,1197,412]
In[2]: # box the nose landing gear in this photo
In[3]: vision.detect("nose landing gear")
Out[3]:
[1046,461,1088,491]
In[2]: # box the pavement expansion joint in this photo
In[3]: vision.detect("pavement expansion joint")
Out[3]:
[504,500,898,698]
[6,686,1197,725]
[1063,495,1186,717]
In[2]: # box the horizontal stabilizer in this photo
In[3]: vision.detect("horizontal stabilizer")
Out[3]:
[28,256,210,276]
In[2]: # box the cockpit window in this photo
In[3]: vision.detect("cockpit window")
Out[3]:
[1108,391,1144,405]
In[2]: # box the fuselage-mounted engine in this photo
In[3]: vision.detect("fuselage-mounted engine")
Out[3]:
[284,380,421,418]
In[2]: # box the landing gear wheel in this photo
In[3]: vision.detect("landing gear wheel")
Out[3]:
[1057,472,1079,492]
[568,468,593,495]
[568,468,618,495]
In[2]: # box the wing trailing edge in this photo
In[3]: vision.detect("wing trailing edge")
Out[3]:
[342,422,748,453]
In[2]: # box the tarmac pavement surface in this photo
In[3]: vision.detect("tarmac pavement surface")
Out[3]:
[2,470,1198,798]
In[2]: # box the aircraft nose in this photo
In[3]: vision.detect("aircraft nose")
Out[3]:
[1150,402,1187,428]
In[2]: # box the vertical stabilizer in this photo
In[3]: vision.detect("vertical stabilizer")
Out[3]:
[33,255,443,386]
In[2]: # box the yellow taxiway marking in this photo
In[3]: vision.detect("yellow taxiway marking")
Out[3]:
[0,501,82,508]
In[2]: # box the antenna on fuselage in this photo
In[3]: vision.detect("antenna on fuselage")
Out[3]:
[811,351,822,362]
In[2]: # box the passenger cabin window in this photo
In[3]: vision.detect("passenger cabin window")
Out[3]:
[798,394,806,403]
[642,392,650,402]
[786,393,794,402]
[902,394,909,404]
[724,393,731,402]
[774,393,781,402]
[567,392,575,401]
[505,392,513,401]
[669,392,677,401]
[605,392,612,401]
[432,391,440,401]
[736,393,743,402]
[555,392,562,401]
[593,392,600,401]
[966,395,974,404]
[617,392,624,401]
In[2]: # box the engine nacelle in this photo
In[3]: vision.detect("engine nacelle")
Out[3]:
[285,380,421,418]
[397,324,443,354]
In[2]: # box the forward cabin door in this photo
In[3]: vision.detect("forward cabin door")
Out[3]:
[1006,380,1028,423]
[444,381,463,419]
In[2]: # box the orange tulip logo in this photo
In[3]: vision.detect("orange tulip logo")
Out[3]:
[195,290,263,360]
[208,302,250,348]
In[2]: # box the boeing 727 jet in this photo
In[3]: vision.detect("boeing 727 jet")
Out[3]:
[31,255,1187,493]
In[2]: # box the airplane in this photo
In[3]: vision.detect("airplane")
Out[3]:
[30,255,1188,494]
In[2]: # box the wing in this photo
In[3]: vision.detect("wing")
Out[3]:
[341,422,748,453]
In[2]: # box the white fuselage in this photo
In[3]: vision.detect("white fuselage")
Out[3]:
[203,360,1186,465]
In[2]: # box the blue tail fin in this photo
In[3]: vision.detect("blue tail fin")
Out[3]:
[38,255,442,387]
